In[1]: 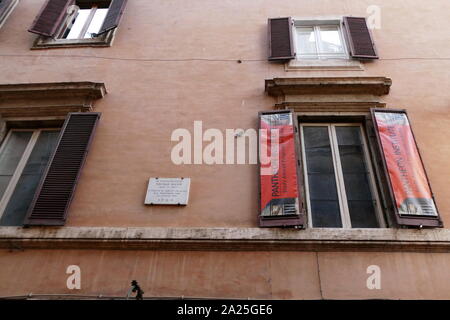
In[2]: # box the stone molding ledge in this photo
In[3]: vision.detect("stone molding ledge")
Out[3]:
[265,77,392,97]
[0,82,107,118]
[1,227,449,252]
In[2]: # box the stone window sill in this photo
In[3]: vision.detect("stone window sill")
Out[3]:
[0,226,449,252]
[31,29,116,50]
[285,58,364,71]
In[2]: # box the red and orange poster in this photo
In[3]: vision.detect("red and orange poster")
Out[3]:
[374,111,438,217]
[260,112,299,217]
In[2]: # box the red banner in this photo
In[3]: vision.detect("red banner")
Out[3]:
[374,111,438,217]
[260,112,299,217]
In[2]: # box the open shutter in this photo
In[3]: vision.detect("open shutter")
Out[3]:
[259,110,305,228]
[24,113,100,226]
[97,0,128,35]
[28,0,74,37]
[343,16,378,59]
[371,108,442,228]
[364,115,397,228]
[268,17,295,61]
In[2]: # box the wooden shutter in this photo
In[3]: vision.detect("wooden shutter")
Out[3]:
[259,110,305,228]
[97,0,128,35]
[24,113,101,226]
[364,115,397,228]
[28,0,74,37]
[268,17,295,61]
[343,16,378,59]
[370,109,443,228]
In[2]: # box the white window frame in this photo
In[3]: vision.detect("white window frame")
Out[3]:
[292,18,350,60]
[294,21,350,60]
[300,123,386,229]
[57,4,105,40]
[0,128,60,221]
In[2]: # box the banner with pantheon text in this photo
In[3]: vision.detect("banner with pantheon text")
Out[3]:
[373,110,438,217]
[259,111,300,219]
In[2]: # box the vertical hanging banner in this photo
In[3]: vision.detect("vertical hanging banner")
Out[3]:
[259,111,303,227]
[372,109,441,226]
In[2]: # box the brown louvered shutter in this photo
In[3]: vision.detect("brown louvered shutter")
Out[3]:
[28,0,74,37]
[259,110,305,228]
[268,17,295,61]
[24,113,100,226]
[370,108,443,228]
[97,0,128,35]
[343,16,378,59]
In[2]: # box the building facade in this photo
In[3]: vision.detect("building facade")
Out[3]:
[0,0,449,299]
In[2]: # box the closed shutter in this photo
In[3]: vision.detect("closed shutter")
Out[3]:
[370,108,443,228]
[259,110,305,228]
[343,16,378,59]
[97,0,128,35]
[24,113,101,226]
[28,0,74,37]
[268,17,295,61]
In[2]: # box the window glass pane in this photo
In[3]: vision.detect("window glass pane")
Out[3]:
[338,145,366,173]
[65,9,91,39]
[310,200,342,228]
[84,8,108,38]
[0,132,32,200]
[296,27,317,56]
[303,126,342,228]
[318,26,344,54]
[0,131,60,226]
[347,200,378,228]
[336,126,379,228]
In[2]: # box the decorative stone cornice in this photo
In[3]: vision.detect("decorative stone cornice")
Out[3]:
[1,227,449,252]
[275,101,387,112]
[265,77,392,97]
[0,82,107,118]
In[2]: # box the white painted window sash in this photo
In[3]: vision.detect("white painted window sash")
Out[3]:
[58,4,100,39]
[300,123,385,229]
[0,128,59,220]
[78,5,98,39]
[294,23,349,60]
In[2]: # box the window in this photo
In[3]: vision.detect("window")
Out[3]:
[267,16,378,67]
[29,0,128,49]
[261,81,442,229]
[295,24,348,59]
[300,123,384,228]
[59,2,110,39]
[0,129,60,226]
[0,0,18,30]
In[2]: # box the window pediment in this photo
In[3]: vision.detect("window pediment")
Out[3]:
[265,77,392,96]
[0,82,106,118]
[265,77,392,112]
